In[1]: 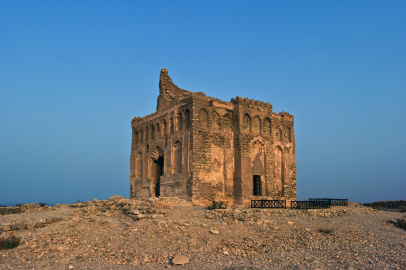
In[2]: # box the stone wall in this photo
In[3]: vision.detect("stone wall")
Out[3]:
[130,69,297,203]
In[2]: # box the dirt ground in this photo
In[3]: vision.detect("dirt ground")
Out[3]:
[1,197,405,270]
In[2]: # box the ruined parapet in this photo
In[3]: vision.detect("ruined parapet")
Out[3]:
[157,69,190,111]
[231,96,272,110]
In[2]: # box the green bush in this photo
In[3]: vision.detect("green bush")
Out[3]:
[0,235,21,250]
[207,198,227,210]
[38,202,47,207]
[399,206,406,213]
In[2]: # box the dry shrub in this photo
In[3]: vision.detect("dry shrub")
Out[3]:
[0,235,21,250]
[208,197,227,210]
[372,205,383,210]
[397,218,406,230]
[318,229,334,234]
[399,206,406,213]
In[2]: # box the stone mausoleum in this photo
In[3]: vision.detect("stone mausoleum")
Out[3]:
[130,69,297,203]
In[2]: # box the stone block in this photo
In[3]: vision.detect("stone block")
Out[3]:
[35,222,44,228]
[27,224,36,230]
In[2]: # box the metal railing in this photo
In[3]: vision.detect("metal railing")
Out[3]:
[291,200,331,209]
[251,199,287,209]
[309,198,348,206]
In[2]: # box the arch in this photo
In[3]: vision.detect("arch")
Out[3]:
[222,112,233,130]
[177,112,183,131]
[136,152,143,178]
[185,109,191,129]
[212,111,220,130]
[150,124,155,140]
[243,113,251,132]
[173,141,182,174]
[252,116,261,133]
[275,127,282,141]
[169,116,174,133]
[134,131,138,146]
[199,108,208,128]
[156,122,161,139]
[151,146,164,197]
[163,120,167,136]
[151,147,164,161]
[145,126,149,142]
[262,117,271,136]
[139,129,143,144]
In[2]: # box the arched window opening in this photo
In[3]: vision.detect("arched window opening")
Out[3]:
[134,131,138,146]
[252,116,260,133]
[150,124,155,140]
[185,109,191,129]
[136,153,143,178]
[156,123,160,139]
[275,128,282,141]
[177,113,183,131]
[139,129,143,144]
[170,116,174,133]
[173,141,182,174]
[151,147,164,197]
[262,118,271,136]
[212,111,220,130]
[243,114,251,132]
[163,120,167,136]
[199,108,208,128]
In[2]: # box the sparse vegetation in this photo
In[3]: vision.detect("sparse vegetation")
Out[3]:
[396,218,406,230]
[0,235,21,250]
[38,202,47,207]
[237,216,246,222]
[15,204,22,207]
[372,205,383,210]
[207,197,227,210]
[318,229,334,234]
[399,206,406,213]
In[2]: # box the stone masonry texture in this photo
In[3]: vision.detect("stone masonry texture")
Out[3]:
[130,69,297,204]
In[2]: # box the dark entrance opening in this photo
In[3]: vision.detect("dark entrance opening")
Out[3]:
[253,175,261,196]
[153,155,164,197]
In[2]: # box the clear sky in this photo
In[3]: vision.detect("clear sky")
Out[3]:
[1,1,405,206]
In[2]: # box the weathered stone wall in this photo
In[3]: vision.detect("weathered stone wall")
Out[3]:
[130,69,297,203]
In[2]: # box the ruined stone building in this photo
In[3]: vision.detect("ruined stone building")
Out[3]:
[130,69,297,202]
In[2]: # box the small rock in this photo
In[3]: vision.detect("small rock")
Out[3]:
[210,229,220,235]
[172,255,190,265]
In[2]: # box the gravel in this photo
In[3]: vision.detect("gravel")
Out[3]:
[0,197,405,269]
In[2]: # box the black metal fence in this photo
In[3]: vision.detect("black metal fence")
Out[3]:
[309,198,348,206]
[291,200,331,209]
[251,198,348,209]
[251,200,287,209]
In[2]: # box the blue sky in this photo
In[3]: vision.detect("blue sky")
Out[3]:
[1,1,405,205]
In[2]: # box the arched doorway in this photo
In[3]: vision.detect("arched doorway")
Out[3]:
[151,147,164,197]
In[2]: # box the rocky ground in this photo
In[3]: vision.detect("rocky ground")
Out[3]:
[1,196,405,270]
